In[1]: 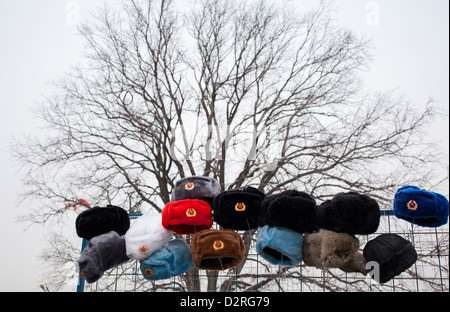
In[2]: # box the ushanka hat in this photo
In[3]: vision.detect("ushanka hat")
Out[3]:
[140,239,194,281]
[393,185,449,227]
[303,230,366,275]
[315,192,380,235]
[162,199,213,235]
[171,176,221,205]
[363,233,418,284]
[124,214,172,260]
[75,205,130,240]
[190,229,245,271]
[213,187,266,230]
[256,225,304,267]
[303,229,367,274]
[259,190,316,233]
[77,231,129,284]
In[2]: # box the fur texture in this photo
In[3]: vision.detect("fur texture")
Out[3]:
[139,239,194,280]
[75,205,130,240]
[162,199,213,235]
[91,231,129,271]
[213,187,266,230]
[77,243,103,283]
[77,231,129,284]
[363,233,418,284]
[171,176,221,205]
[394,185,449,228]
[256,225,304,267]
[190,229,245,271]
[125,214,173,260]
[303,229,367,274]
[315,192,380,235]
[259,190,316,233]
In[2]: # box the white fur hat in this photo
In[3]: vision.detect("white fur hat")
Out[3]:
[125,214,173,260]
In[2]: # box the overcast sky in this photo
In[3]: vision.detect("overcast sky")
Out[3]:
[0,0,448,292]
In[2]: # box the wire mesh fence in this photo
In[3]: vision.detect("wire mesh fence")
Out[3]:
[76,210,449,292]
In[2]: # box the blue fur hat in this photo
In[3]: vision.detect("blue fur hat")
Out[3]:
[256,225,304,267]
[394,186,449,228]
[139,239,194,281]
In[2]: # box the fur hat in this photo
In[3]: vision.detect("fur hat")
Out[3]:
[162,199,213,235]
[315,192,380,235]
[125,214,173,260]
[140,239,194,281]
[77,231,129,284]
[76,242,103,284]
[190,229,245,271]
[393,185,449,228]
[363,233,418,284]
[75,205,130,240]
[303,229,367,274]
[171,176,221,205]
[213,187,266,231]
[256,225,304,267]
[259,190,316,233]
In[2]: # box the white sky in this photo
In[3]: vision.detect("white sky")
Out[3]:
[0,0,448,292]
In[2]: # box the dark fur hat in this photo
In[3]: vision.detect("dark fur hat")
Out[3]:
[363,233,418,284]
[315,192,380,235]
[190,229,245,271]
[75,205,130,240]
[303,229,367,274]
[213,187,266,230]
[259,190,316,233]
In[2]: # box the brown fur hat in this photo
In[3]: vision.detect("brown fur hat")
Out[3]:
[303,229,367,274]
[190,229,246,271]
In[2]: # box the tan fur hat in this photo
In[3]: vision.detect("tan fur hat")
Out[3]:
[190,229,245,271]
[303,229,367,274]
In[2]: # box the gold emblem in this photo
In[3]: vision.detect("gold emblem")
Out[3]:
[185,182,195,191]
[235,202,246,212]
[213,240,224,250]
[80,272,86,279]
[407,200,418,211]
[144,268,153,277]
[186,208,197,217]
[138,245,150,255]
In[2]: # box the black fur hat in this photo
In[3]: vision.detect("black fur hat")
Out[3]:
[259,190,316,233]
[315,192,380,235]
[75,205,130,240]
[363,233,418,284]
[213,187,266,231]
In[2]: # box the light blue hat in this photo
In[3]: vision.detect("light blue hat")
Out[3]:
[256,225,304,267]
[140,239,194,280]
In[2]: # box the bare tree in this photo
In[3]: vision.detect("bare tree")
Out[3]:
[13,0,446,292]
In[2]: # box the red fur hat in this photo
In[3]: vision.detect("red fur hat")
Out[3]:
[161,199,213,235]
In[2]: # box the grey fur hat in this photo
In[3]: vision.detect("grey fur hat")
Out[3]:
[171,176,221,204]
[77,231,129,283]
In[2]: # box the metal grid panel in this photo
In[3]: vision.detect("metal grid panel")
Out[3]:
[77,211,449,292]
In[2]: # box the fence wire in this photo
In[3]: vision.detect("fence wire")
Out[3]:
[76,210,449,292]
